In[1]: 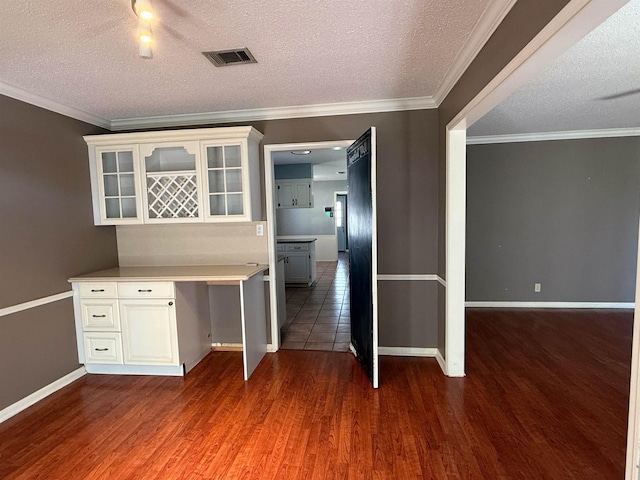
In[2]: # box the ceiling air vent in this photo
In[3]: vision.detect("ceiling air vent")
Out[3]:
[202,48,257,67]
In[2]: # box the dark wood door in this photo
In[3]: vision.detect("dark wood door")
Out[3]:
[347,128,378,388]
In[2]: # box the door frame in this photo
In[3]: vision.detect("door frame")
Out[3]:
[334,190,348,253]
[264,140,354,351]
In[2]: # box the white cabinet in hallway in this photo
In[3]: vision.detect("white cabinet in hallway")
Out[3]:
[277,239,317,286]
[276,180,312,208]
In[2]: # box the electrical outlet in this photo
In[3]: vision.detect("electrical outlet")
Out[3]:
[256,224,264,236]
[534,283,541,293]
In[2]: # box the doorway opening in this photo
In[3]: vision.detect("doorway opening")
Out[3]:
[264,140,353,356]
[265,132,379,388]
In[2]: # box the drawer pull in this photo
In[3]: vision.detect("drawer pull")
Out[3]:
[92,314,107,318]
[91,289,105,292]
[94,348,109,352]
[168,301,174,306]
[138,289,153,293]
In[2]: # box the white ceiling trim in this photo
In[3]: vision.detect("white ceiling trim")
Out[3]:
[433,0,518,104]
[0,81,110,129]
[467,127,640,144]
[110,97,437,131]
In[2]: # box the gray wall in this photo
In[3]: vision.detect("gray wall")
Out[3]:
[466,138,640,302]
[276,180,347,236]
[200,110,441,349]
[274,163,312,179]
[0,95,118,410]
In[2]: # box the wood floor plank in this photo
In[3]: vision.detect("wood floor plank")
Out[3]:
[0,308,632,479]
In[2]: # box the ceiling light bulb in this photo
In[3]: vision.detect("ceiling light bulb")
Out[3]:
[137,19,153,43]
[137,18,153,58]
[134,0,154,20]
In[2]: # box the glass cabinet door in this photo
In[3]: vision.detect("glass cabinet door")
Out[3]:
[99,148,139,222]
[204,144,245,217]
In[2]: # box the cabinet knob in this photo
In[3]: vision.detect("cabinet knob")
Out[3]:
[168,301,174,306]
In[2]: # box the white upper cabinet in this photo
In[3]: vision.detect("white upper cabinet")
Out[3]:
[276,180,312,208]
[84,127,263,226]
[140,141,203,223]
[94,145,144,224]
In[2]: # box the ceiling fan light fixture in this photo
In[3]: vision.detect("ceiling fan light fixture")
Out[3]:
[137,18,153,58]
[139,42,153,59]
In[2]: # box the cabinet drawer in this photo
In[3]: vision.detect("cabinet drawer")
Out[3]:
[81,300,120,331]
[117,282,175,299]
[84,333,123,364]
[78,282,117,298]
[287,244,309,252]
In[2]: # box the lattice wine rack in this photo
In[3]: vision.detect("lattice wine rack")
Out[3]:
[147,171,199,218]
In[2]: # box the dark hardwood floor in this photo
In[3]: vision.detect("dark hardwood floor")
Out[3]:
[0,309,632,479]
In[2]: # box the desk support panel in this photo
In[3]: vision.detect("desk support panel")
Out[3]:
[240,275,267,380]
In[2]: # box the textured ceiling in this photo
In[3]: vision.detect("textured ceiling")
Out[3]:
[0,0,494,123]
[469,0,640,137]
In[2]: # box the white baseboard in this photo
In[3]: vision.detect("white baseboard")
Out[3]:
[435,349,447,375]
[378,347,437,357]
[465,301,635,309]
[0,366,86,424]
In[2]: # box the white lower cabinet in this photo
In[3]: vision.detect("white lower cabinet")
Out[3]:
[286,253,310,283]
[278,241,317,286]
[73,280,212,376]
[120,299,179,366]
[81,299,120,331]
[84,332,123,364]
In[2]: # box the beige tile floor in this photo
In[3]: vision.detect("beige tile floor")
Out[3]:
[281,252,350,351]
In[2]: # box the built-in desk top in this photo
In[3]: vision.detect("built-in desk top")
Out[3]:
[68,264,268,284]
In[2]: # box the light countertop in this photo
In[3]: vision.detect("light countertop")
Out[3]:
[68,264,268,283]
[277,237,317,243]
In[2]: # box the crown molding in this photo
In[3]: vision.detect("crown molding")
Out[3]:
[0,81,110,129]
[467,127,640,144]
[109,97,437,131]
[433,0,518,104]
